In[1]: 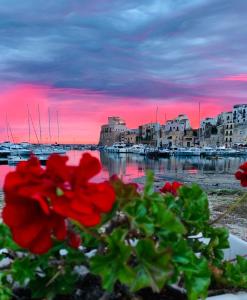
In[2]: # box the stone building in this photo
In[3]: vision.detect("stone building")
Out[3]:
[160,114,191,148]
[232,125,247,145]
[138,123,160,146]
[182,129,199,147]
[99,116,127,146]
[217,112,234,147]
[232,105,247,145]
[233,104,247,124]
[120,129,138,145]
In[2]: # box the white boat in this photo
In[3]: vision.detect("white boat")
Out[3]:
[8,156,27,165]
[8,154,49,165]
[128,144,146,155]
[158,148,171,158]
[106,143,129,153]
[174,147,201,156]
[0,149,11,158]
[200,147,217,157]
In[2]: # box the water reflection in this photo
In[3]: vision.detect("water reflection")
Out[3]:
[0,150,246,188]
[99,151,247,180]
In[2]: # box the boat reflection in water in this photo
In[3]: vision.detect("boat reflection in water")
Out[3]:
[0,150,246,188]
[98,151,246,181]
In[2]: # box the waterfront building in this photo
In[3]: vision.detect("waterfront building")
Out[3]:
[138,123,160,146]
[160,114,191,148]
[232,124,247,145]
[99,105,247,148]
[99,116,127,146]
[232,105,247,145]
[182,129,199,148]
[120,129,139,145]
[217,112,234,147]
[199,115,229,147]
[233,104,247,124]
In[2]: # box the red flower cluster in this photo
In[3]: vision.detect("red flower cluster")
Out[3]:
[235,162,247,187]
[160,181,183,196]
[2,153,115,254]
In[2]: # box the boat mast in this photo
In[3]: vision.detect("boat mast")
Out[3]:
[27,105,31,143]
[6,116,15,143]
[27,107,40,144]
[48,108,52,144]
[38,104,42,144]
[5,114,10,142]
[155,106,159,147]
[56,110,60,144]
[198,102,201,146]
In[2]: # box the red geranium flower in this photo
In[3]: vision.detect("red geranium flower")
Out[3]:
[235,162,247,187]
[2,156,66,254]
[49,153,115,227]
[160,181,183,196]
[2,153,116,254]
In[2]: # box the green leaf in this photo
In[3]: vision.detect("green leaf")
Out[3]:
[131,239,172,293]
[0,223,20,250]
[154,204,186,236]
[221,256,247,288]
[177,184,210,233]
[184,257,211,300]
[144,170,154,197]
[90,229,134,291]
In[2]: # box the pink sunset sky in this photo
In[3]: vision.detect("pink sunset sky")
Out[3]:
[1,1,247,143]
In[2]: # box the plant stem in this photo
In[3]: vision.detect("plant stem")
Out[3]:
[209,192,247,225]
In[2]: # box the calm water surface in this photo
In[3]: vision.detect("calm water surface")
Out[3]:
[0,150,246,188]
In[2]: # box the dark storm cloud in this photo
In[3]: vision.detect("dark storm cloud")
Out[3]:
[1,0,247,101]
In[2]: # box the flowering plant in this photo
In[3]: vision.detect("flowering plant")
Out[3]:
[0,153,247,300]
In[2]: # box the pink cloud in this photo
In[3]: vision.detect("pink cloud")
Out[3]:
[219,74,247,82]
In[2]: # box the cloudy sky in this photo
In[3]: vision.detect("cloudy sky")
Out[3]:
[1,0,247,143]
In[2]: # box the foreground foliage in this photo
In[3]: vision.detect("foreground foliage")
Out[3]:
[0,154,247,300]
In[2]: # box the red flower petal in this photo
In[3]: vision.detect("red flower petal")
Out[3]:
[86,182,116,213]
[160,182,172,193]
[29,230,53,254]
[51,214,67,241]
[46,154,69,182]
[75,153,101,185]
[239,162,247,172]
[235,171,243,180]
[68,231,81,249]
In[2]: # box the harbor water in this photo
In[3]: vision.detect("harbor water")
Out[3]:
[0,150,246,189]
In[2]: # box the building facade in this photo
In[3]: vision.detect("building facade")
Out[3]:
[160,114,191,148]
[99,116,127,146]
[99,105,247,148]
